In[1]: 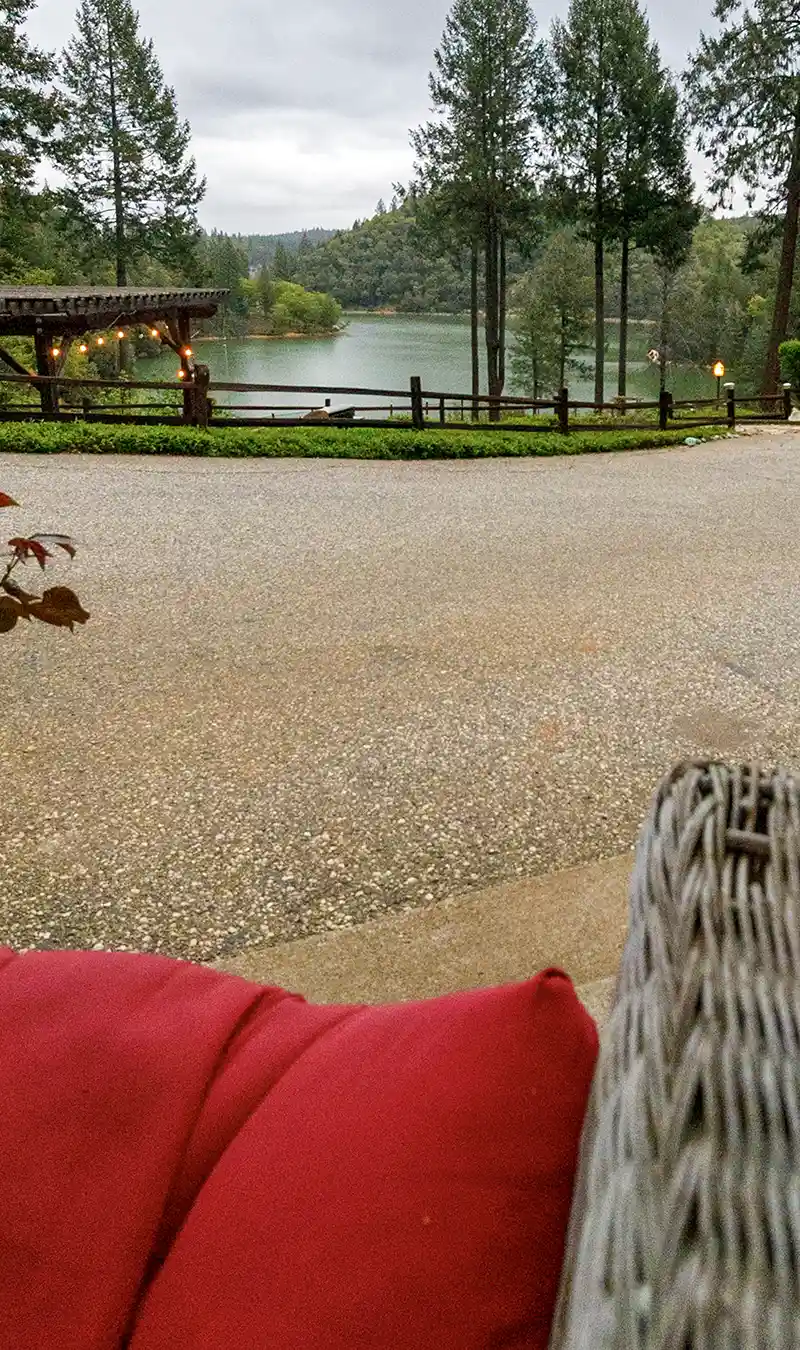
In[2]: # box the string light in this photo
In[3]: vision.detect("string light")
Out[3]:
[177,369,186,379]
[116,329,125,340]
[182,346,193,358]
[149,328,160,339]
[79,343,88,354]
[50,346,61,358]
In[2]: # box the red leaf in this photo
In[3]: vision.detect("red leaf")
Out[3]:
[26,586,90,631]
[30,533,77,559]
[7,537,51,570]
[0,492,18,508]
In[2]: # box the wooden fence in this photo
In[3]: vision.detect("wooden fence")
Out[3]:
[0,370,793,432]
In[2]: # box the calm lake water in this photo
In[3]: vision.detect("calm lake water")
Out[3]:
[141,313,716,412]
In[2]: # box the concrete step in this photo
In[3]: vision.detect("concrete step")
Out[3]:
[214,852,631,1016]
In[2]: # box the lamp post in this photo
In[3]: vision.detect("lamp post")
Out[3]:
[713,360,726,404]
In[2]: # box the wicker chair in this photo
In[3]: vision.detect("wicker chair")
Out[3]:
[551,760,800,1350]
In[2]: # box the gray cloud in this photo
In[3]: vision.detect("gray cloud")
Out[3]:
[26,0,710,233]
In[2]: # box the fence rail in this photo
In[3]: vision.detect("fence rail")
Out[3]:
[0,369,793,434]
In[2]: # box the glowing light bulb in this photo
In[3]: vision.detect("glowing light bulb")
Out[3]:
[117,329,125,340]
[177,369,186,379]
[150,328,160,339]
[79,343,88,354]
[182,346,193,358]
[50,347,61,358]
[96,336,105,347]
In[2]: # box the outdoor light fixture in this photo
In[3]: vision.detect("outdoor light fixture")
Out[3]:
[713,360,726,402]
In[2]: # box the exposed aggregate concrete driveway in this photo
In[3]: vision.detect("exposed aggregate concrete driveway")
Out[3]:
[2,433,799,962]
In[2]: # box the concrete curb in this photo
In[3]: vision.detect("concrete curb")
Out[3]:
[214,853,631,1010]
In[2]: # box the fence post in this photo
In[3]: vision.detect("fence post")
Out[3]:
[556,387,569,434]
[193,364,210,429]
[439,396,446,425]
[658,389,672,431]
[410,375,424,430]
[784,383,793,420]
[725,383,736,430]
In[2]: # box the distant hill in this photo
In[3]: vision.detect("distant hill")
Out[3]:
[241,230,338,270]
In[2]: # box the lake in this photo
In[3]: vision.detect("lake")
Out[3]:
[141,313,718,413]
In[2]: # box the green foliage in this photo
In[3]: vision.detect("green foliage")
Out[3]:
[686,0,800,392]
[0,0,59,196]
[511,228,594,397]
[0,421,726,459]
[779,340,800,391]
[291,202,476,311]
[243,230,337,270]
[55,0,205,284]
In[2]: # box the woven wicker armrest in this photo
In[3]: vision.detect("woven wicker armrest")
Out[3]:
[551,760,800,1350]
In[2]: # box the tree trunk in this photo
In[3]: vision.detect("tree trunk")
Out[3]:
[470,244,479,422]
[762,96,800,397]
[594,235,605,406]
[618,233,630,400]
[593,19,606,408]
[498,230,507,396]
[484,212,501,421]
[106,13,127,289]
[659,268,669,395]
[559,309,567,391]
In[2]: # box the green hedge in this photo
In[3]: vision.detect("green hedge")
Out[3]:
[0,420,728,459]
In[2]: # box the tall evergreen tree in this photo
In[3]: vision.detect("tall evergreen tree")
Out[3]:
[0,1,60,274]
[547,0,697,403]
[56,0,204,285]
[412,0,545,416]
[686,0,800,396]
[608,41,699,397]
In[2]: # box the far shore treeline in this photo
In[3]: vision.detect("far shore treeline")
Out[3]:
[0,0,797,404]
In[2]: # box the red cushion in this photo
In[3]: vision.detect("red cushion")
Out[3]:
[0,948,597,1350]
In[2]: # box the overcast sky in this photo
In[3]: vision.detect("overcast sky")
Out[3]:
[25,0,715,235]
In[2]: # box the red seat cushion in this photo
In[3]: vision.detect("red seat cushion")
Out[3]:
[0,948,597,1350]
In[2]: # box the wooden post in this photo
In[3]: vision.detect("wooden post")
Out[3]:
[726,384,736,430]
[410,376,424,430]
[33,332,58,417]
[177,315,193,423]
[658,389,672,431]
[783,383,793,420]
[439,396,446,425]
[556,387,569,434]
[193,364,211,429]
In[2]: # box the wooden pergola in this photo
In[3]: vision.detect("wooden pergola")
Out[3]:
[0,287,228,416]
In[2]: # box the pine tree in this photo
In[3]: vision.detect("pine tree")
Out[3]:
[686,0,800,396]
[272,241,292,280]
[607,28,699,398]
[412,0,545,416]
[546,0,697,404]
[56,0,204,286]
[0,1,61,273]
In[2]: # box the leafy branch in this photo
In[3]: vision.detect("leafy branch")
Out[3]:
[0,492,90,635]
